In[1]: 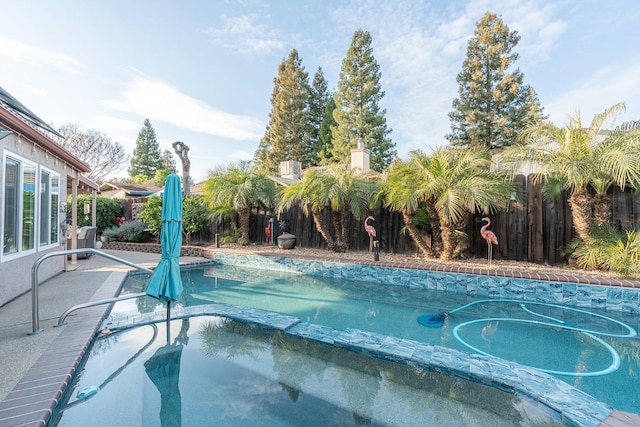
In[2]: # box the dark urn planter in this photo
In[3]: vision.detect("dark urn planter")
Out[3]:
[277,233,297,249]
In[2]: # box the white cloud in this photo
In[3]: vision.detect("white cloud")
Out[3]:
[0,37,84,74]
[92,115,140,132]
[546,63,640,126]
[322,0,570,157]
[227,150,254,160]
[102,76,264,141]
[205,14,286,55]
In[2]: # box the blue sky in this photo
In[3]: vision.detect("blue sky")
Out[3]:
[1,0,639,182]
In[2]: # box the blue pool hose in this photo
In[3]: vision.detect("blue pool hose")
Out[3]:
[418,299,637,377]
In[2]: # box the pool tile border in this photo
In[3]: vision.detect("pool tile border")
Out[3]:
[213,252,640,314]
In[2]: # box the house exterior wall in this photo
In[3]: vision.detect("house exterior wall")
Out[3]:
[0,132,69,306]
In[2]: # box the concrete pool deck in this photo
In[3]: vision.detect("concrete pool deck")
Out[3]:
[0,247,638,426]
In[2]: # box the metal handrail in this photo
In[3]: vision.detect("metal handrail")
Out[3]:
[30,248,153,335]
[55,292,147,328]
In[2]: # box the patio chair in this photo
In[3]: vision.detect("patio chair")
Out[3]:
[67,226,97,259]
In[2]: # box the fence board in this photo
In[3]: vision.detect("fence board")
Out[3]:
[187,175,640,266]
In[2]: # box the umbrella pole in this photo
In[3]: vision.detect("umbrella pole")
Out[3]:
[166,301,171,343]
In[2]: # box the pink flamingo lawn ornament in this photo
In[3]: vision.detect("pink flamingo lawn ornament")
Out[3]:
[480,217,498,265]
[364,216,376,252]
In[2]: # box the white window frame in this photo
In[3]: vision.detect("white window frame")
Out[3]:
[38,166,60,249]
[2,151,39,261]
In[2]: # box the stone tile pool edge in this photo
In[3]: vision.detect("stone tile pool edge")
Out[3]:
[213,252,640,314]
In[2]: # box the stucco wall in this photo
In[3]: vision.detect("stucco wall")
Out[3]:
[0,133,70,306]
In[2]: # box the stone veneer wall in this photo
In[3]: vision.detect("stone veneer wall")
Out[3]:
[102,241,214,258]
[213,252,640,314]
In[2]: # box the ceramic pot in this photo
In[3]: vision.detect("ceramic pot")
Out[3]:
[277,233,297,249]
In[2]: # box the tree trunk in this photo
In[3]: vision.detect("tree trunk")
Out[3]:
[312,210,335,250]
[568,188,593,241]
[331,210,347,252]
[440,219,457,261]
[593,192,611,227]
[425,203,443,257]
[340,206,351,250]
[239,208,250,245]
[172,141,191,195]
[452,213,471,259]
[401,208,433,258]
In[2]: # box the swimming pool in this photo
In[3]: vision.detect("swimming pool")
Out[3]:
[106,259,640,416]
[52,316,569,426]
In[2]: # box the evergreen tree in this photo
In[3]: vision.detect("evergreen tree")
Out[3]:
[318,96,337,165]
[308,67,330,166]
[332,29,395,172]
[446,12,546,150]
[255,49,312,174]
[128,119,163,179]
[160,149,178,173]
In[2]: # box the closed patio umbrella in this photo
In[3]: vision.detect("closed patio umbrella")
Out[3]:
[145,174,183,341]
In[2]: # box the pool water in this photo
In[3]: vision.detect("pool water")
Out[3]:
[114,263,640,414]
[53,316,565,426]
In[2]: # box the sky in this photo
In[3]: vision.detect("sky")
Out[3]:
[1,0,639,183]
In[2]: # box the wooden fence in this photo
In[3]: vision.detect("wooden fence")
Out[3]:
[189,175,640,266]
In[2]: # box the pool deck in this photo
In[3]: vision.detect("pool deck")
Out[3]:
[0,247,638,427]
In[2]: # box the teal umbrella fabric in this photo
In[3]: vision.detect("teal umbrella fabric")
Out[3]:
[146,174,183,307]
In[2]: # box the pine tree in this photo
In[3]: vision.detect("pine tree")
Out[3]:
[318,96,337,165]
[255,49,312,174]
[332,29,395,172]
[128,119,163,179]
[160,149,178,173]
[308,67,330,166]
[446,12,546,150]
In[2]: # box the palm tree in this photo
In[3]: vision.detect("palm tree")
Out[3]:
[203,161,277,245]
[278,166,379,252]
[384,147,515,261]
[499,103,640,242]
[383,158,437,258]
[278,169,337,250]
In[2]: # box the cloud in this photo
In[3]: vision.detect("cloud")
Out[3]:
[102,76,264,141]
[0,37,84,74]
[227,150,254,160]
[92,115,141,132]
[545,63,640,125]
[205,14,286,55]
[322,0,570,157]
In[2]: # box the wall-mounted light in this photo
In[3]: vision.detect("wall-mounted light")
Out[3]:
[84,201,91,222]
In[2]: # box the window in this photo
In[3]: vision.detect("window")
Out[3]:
[2,153,57,257]
[39,169,60,247]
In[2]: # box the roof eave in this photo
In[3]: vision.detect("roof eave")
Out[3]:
[0,105,90,173]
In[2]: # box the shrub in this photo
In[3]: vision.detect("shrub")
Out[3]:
[67,195,123,232]
[138,194,211,244]
[567,224,640,278]
[138,195,163,236]
[102,221,148,243]
[183,195,210,244]
[220,223,242,244]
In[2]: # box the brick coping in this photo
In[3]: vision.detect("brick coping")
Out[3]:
[103,242,640,288]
